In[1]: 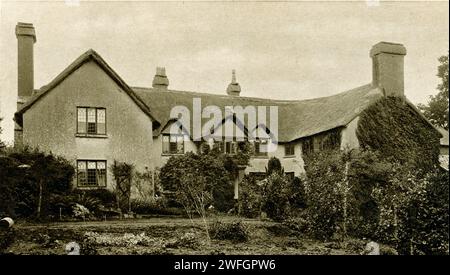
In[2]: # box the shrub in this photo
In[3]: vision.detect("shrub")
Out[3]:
[373,167,449,255]
[209,220,249,242]
[160,152,232,214]
[238,175,263,218]
[303,150,346,240]
[0,147,74,220]
[262,173,291,222]
[266,157,284,175]
[289,177,307,209]
[130,197,183,216]
[110,160,134,213]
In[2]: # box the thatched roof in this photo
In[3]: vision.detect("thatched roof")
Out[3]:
[134,84,386,142]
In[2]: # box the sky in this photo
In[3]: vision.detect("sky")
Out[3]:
[0,0,449,144]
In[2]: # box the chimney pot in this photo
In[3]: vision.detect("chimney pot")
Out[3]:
[152,66,169,90]
[227,69,241,96]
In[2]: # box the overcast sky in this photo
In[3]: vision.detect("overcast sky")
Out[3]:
[0,0,448,143]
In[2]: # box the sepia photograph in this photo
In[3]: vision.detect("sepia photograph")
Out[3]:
[0,0,448,264]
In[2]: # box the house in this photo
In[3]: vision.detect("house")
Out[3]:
[13,22,443,198]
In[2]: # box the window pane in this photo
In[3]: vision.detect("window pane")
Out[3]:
[77,161,87,186]
[97,109,106,123]
[87,122,96,134]
[97,109,106,134]
[162,135,169,153]
[97,123,105,134]
[170,141,177,153]
[97,161,106,187]
[77,108,86,133]
[87,108,96,122]
[87,161,97,185]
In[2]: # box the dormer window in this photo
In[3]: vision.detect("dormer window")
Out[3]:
[254,138,269,157]
[162,134,185,155]
[77,107,106,135]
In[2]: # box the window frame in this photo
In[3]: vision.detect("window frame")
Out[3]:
[285,143,295,157]
[162,134,185,155]
[253,138,269,157]
[76,107,107,136]
[76,159,107,188]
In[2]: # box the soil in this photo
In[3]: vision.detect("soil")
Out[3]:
[2,217,366,255]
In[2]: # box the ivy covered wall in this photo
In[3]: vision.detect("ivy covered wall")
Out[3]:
[356,97,440,171]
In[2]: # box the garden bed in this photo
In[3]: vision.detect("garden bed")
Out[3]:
[3,217,370,255]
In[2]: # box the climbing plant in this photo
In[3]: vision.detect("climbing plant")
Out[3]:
[356,97,440,172]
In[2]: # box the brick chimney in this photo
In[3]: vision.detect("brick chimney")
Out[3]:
[370,42,407,98]
[226,70,241,96]
[16,22,36,106]
[152,67,169,90]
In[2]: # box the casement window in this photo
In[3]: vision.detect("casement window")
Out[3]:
[224,141,237,155]
[77,160,107,187]
[77,107,106,135]
[285,143,295,156]
[162,134,185,154]
[254,139,269,157]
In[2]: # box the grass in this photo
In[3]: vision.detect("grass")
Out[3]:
[3,217,368,255]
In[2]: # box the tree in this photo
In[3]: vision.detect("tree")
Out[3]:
[1,147,74,219]
[110,160,134,213]
[418,53,449,130]
[0,117,5,150]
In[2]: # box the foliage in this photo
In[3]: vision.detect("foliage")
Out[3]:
[303,150,347,240]
[0,147,74,219]
[237,175,264,218]
[372,167,449,255]
[261,172,291,222]
[357,97,440,172]
[130,197,183,216]
[110,160,134,213]
[133,168,162,202]
[418,53,449,130]
[72,203,91,220]
[266,156,284,175]
[160,151,234,212]
[209,220,249,242]
[304,148,449,254]
[0,117,5,149]
[288,176,307,209]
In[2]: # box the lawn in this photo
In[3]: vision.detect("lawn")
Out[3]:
[2,216,369,255]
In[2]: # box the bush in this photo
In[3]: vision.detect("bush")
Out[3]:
[0,147,74,220]
[288,177,307,209]
[209,220,249,242]
[262,173,291,222]
[304,150,346,240]
[160,152,232,214]
[238,175,263,218]
[130,197,183,216]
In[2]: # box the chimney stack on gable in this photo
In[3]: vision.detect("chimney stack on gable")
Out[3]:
[226,70,241,96]
[16,22,36,106]
[152,67,169,90]
[370,41,407,98]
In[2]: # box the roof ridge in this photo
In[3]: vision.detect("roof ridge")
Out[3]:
[132,83,376,105]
